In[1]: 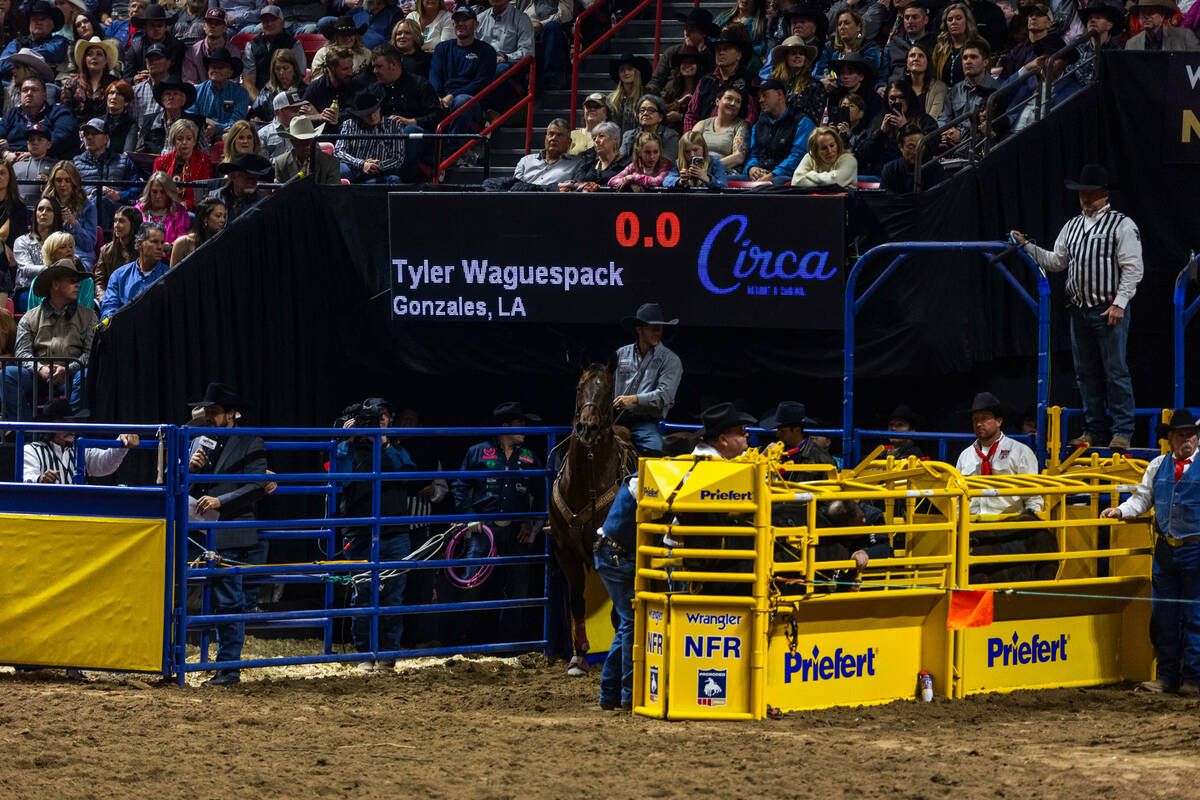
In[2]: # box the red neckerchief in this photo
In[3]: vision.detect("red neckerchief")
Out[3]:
[974,439,1000,476]
[1175,457,1193,483]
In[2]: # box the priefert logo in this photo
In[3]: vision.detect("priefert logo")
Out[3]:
[987,631,1067,668]
[699,489,751,501]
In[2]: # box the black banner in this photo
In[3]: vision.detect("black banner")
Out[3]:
[387,192,846,329]
[1166,52,1200,163]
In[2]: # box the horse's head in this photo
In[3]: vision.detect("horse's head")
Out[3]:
[573,362,614,447]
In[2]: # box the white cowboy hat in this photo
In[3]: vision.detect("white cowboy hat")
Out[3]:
[282,114,326,140]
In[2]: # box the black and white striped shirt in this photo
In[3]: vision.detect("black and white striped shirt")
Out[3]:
[1025,206,1143,309]
[22,440,129,483]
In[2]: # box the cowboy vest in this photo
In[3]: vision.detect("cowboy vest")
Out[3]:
[751,108,801,173]
[1061,209,1129,308]
[250,31,298,87]
[1153,457,1200,540]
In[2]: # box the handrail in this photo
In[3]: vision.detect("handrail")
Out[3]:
[569,0,664,130]
[433,54,535,183]
[913,109,977,192]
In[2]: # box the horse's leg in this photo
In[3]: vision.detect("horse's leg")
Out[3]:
[558,549,591,676]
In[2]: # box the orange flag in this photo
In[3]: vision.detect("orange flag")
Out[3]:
[946,589,994,630]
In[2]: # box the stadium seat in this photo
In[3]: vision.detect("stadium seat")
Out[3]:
[340,178,350,185]
[94,224,103,258]
[230,32,254,53]
[857,176,881,190]
[5,297,13,315]
[210,139,225,161]
[297,33,326,63]
[726,180,758,188]
[319,142,333,155]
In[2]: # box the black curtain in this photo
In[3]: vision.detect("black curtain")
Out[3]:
[91,60,1200,430]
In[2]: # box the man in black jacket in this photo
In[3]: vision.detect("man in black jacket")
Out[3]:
[369,43,443,172]
[187,382,268,687]
[124,3,185,79]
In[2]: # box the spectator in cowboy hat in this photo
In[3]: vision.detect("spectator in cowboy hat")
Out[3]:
[647,7,718,95]
[1,48,59,108]
[1126,1,1200,51]
[613,302,682,457]
[2,258,94,420]
[190,46,251,140]
[60,37,118,120]
[683,28,758,130]
[186,380,269,688]
[183,8,243,84]
[312,15,371,81]
[696,402,756,459]
[1102,409,1200,693]
[0,2,69,80]
[779,5,828,51]
[123,2,184,79]
[334,87,410,184]
[22,397,140,484]
[209,151,272,220]
[139,72,210,154]
[607,53,651,134]
[661,45,712,130]
[273,113,339,183]
[885,403,925,459]
[760,400,837,478]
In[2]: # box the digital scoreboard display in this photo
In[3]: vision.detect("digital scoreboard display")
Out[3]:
[388,192,845,329]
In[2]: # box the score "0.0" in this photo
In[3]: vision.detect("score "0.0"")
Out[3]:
[614,211,681,248]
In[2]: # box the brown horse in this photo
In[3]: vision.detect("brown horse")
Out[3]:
[549,363,636,676]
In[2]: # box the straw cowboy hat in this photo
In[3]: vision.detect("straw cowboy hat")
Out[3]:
[74,36,120,74]
[770,35,818,69]
[281,114,326,140]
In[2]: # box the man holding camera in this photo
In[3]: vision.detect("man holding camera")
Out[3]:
[336,396,413,672]
[187,382,268,688]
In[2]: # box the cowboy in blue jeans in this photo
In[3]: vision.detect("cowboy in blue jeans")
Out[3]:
[1012,164,1143,449]
[595,475,639,710]
[1103,409,1200,694]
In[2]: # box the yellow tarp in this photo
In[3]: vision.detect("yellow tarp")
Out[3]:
[0,514,167,672]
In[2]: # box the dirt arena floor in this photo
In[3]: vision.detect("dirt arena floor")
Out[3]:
[3,643,1200,799]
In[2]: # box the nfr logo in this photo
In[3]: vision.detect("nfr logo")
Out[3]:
[684,635,742,659]
[698,489,752,501]
[648,666,659,702]
[987,632,1067,667]
[784,645,876,683]
[697,668,727,707]
[647,631,663,655]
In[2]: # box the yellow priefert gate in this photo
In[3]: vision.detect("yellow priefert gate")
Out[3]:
[631,446,1154,720]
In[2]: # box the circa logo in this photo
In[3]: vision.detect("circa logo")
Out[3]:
[697,214,837,295]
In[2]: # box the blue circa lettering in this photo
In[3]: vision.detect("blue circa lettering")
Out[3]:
[697,214,837,295]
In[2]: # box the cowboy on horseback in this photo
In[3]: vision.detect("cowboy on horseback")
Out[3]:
[613,303,683,458]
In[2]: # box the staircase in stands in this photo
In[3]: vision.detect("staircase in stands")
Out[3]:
[444,0,729,183]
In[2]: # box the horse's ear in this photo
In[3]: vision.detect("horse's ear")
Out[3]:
[606,351,618,375]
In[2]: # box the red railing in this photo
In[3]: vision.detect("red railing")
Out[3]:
[569,0,664,129]
[434,55,536,183]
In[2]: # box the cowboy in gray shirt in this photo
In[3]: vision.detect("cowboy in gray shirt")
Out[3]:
[613,302,683,457]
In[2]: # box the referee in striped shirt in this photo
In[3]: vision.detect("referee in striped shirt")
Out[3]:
[1011,163,1144,450]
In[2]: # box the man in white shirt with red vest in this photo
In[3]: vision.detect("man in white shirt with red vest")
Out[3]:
[1011,164,1144,450]
[1102,409,1200,694]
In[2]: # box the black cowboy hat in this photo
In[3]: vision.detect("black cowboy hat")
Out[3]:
[132,2,177,25]
[319,14,368,39]
[670,44,714,72]
[710,29,752,62]
[35,397,89,422]
[759,401,820,432]
[348,88,382,118]
[217,152,273,177]
[966,391,1005,417]
[493,401,541,424]
[188,382,245,410]
[835,52,877,86]
[1129,0,1180,12]
[1064,163,1115,192]
[609,53,652,85]
[1157,409,1198,438]
[782,4,829,41]
[26,0,64,30]
[1079,0,1126,33]
[622,302,679,329]
[31,258,89,298]
[203,46,243,78]
[887,404,922,428]
[699,402,757,439]
[675,7,720,38]
[153,74,197,108]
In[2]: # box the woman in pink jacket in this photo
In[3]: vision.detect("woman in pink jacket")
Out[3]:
[135,172,192,244]
[608,132,671,191]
